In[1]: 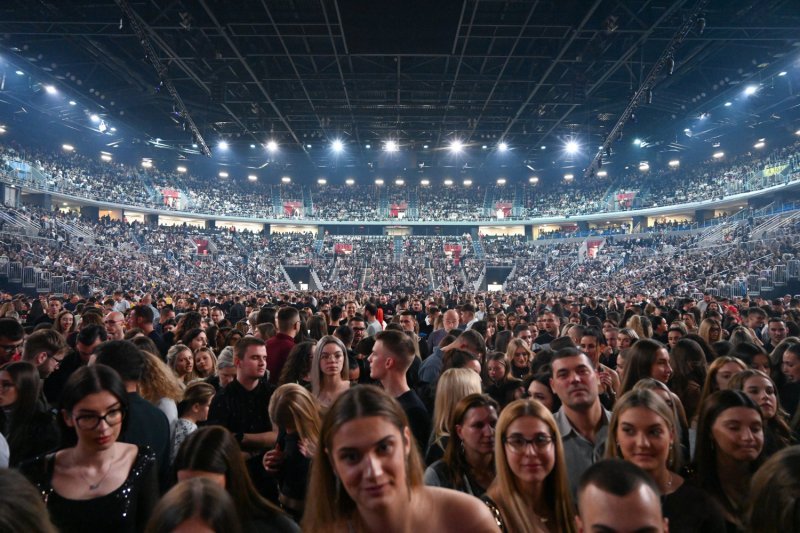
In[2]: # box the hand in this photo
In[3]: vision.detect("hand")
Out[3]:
[299,438,318,459]
[597,370,613,391]
[262,444,284,473]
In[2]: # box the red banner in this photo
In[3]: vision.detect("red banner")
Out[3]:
[334,243,353,254]
[283,201,303,217]
[494,202,513,217]
[193,239,209,255]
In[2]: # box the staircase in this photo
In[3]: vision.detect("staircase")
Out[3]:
[512,184,524,218]
[271,186,283,218]
[310,269,323,290]
[393,237,404,262]
[55,218,95,245]
[278,264,296,290]
[303,187,314,218]
[360,266,369,290]
[407,187,420,219]
[378,186,389,218]
[482,187,494,217]
[471,229,485,260]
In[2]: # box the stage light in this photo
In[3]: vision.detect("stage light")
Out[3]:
[141,160,152,168]
[176,166,187,173]
[218,171,229,178]
[529,176,539,183]
[100,153,112,162]
[345,178,355,185]
[15,70,23,76]
[597,170,608,177]
[497,178,506,185]
[248,175,258,181]
[317,178,327,185]
[713,151,724,159]
[90,114,100,123]
[665,56,675,76]
[109,127,116,132]
[0,126,5,134]
[540,145,546,150]
[98,121,107,133]
[395,179,404,185]
[331,139,344,153]
[463,179,472,186]
[482,145,488,150]
[44,85,57,94]
[68,100,76,106]
[633,138,642,146]
[668,160,680,168]
[795,129,800,136]
[754,141,765,149]
[281,176,291,183]
[724,101,732,107]
[365,144,371,149]
[306,144,312,149]
[449,140,463,153]
[778,71,787,77]
[384,140,398,152]
[498,142,508,152]
[266,140,278,152]
[421,179,430,186]
[218,140,229,150]
[62,144,74,152]
[423,144,429,149]
[250,144,256,149]
[564,174,574,181]
[565,140,579,154]
[375,178,384,185]
[638,162,650,171]
[444,179,453,186]
[744,85,759,96]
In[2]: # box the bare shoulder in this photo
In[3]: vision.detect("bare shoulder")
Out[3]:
[417,487,500,533]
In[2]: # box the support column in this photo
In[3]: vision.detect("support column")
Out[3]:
[145,214,159,226]
[204,219,216,230]
[263,223,271,234]
[28,193,52,210]
[80,205,99,222]
[695,209,714,225]
[2,184,20,207]
[577,221,589,232]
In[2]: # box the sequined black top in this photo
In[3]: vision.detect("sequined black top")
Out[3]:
[20,446,159,533]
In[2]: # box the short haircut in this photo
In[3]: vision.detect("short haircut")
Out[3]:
[767,316,786,325]
[454,329,487,356]
[749,307,767,318]
[22,329,67,361]
[513,324,531,336]
[76,324,108,346]
[374,329,415,369]
[94,340,146,382]
[277,306,299,332]
[334,324,354,347]
[133,304,154,324]
[233,336,266,360]
[0,318,23,341]
[364,303,377,317]
[551,346,592,367]
[578,458,661,510]
[460,303,475,314]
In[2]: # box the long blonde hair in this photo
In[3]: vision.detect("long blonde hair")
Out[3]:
[431,368,482,448]
[268,383,322,445]
[486,399,576,533]
[140,352,184,403]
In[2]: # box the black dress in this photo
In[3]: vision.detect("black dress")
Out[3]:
[20,446,159,533]
[662,481,727,533]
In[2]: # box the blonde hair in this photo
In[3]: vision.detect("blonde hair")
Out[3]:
[505,338,532,365]
[166,344,197,384]
[605,388,681,472]
[487,399,575,533]
[697,318,722,345]
[140,352,184,403]
[193,347,217,379]
[269,383,322,445]
[695,356,747,423]
[431,368,482,448]
[626,314,651,339]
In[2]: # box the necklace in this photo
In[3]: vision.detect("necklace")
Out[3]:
[74,450,116,491]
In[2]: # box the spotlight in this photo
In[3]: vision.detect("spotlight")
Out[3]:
[724,101,732,107]
[68,100,77,106]
[564,174,574,181]
[665,56,675,76]
[668,160,680,168]
[44,85,57,95]
[141,160,152,168]
[375,178,384,185]
[218,171,229,178]
[638,162,650,171]
[423,144,429,149]
[15,70,23,76]
[463,179,472,186]
[420,179,430,186]
[449,140,464,153]
[218,140,229,150]
[778,71,787,77]
[100,154,112,162]
[90,114,100,123]
[0,126,5,134]
[365,144,371,149]
[713,151,724,159]
[345,178,355,185]
[565,140,579,154]
[62,144,74,152]
[395,179,405,185]
[498,142,508,152]
[497,178,506,185]
[266,140,278,152]
[317,178,327,185]
[540,145,546,150]
[597,170,608,177]
[331,139,344,153]
[248,174,258,181]
[444,179,453,186]
[753,141,765,149]
[384,140,398,153]
[744,85,759,96]
[529,176,539,184]
[281,176,291,183]
[176,166,187,173]
[250,144,256,149]
[633,138,642,146]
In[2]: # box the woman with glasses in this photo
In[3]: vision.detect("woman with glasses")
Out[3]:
[0,361,59,466]
[20,364,158,533]
[482,398,575,533]
[310,335,351,410]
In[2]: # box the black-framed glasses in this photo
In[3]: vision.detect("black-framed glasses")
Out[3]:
[503,433,554,454]
[0,342,23,354]
[74,408,125,430]
[50,353,66,366]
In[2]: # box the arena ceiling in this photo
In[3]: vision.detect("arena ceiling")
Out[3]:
[0,0,799,175]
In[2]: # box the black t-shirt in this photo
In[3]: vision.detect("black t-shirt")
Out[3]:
[395,389,431,454]
[207,378,275,437]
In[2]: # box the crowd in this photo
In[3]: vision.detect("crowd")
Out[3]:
[0,276,798,532]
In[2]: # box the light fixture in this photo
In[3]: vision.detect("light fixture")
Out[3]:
[668,160,680,168]
[384,140,398,153]
[0,126,5,134]
[540,145,546,150]
[331,139,344,153]
[482,145,488,150]
[365,144,371,149]
[141,160,152,168]
[778,71,787,77]
[744,85,759,96]
[306,144,312,149]
[795,129,800,136]
[633,138,642,146]
[449,140,463,153]
[713,151,724,159]
[218,140,229,150]
[497,178,506,185]
[345,178,355,185]
[176,166,187,173]
[529,176,539,183]
[753,141,765,149]
[90,114,100,123]
[98,121,107,133]
[395,179,404,185]
[219,171,229,178]
[638,162,650,171]
[498,142,508,152]
[250,144,256,149]
[564,173,574,180]
[62,144,74,152]
[421,179,430,186]
[444,179,453,186]
[100,154,112,162]
[44,85,57,95]
[597,170,608,177]
[68,100,76,106]
[423,144,429,149]
[281,176,291,183]
[565,140,579,154]
[248,174,258,181]
[266,140,278,152]
[724,101,732,107]
[375,178,384,185]
[15,70,23,76]
[463,179,472,186]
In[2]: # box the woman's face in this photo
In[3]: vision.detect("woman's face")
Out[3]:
[0,370,18,407]
[487,360,506,382]
[619,334,633,349]
[715,362,743,390]
[616,406,673,474]
[330,416,410,514]
[497,315,506,329]
[227,333,242,347]
[503,416,555,488]
[742,375,777,419]
[707,323,722,343]
[320,342,345,377]
[507,315,519,329]
[486,322,496,338]
[711,407,763,463]
[195,399,213,423]
[667,331,682,349]
[456,406,497,457]
[175,350,194,376]
[195,351,213,375]
[59,313,74,331]
[189,332,208,351]
[750,354,771,376]
[649,348,673,383]
[512,348,530,370]
[64,391,124,450]
[616,355,626,383]
[528,381,555,411]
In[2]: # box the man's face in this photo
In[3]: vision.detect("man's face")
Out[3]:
[104,312,125,336]
[550,354,599,411]
[48,300,62,317]
[211,309,224,323]
[399,315,415,332]
[412,301,422,312]
[604,330,619,350]
[768,320,787,344]
[542,313,559,335]
[76,338,102,364]
[748,313,766,329]
[368,340,392,381]
[0,336,23,365]
[40,349,67,378]
[460,310,474,324]
[443,311,459,331]
[350,320,366,344]
[516,328,533,348]
[198,306,209,318]
[161,310,176,324]
[345,303,357,318]
[236,345,267,381]
[576,483,667,533]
